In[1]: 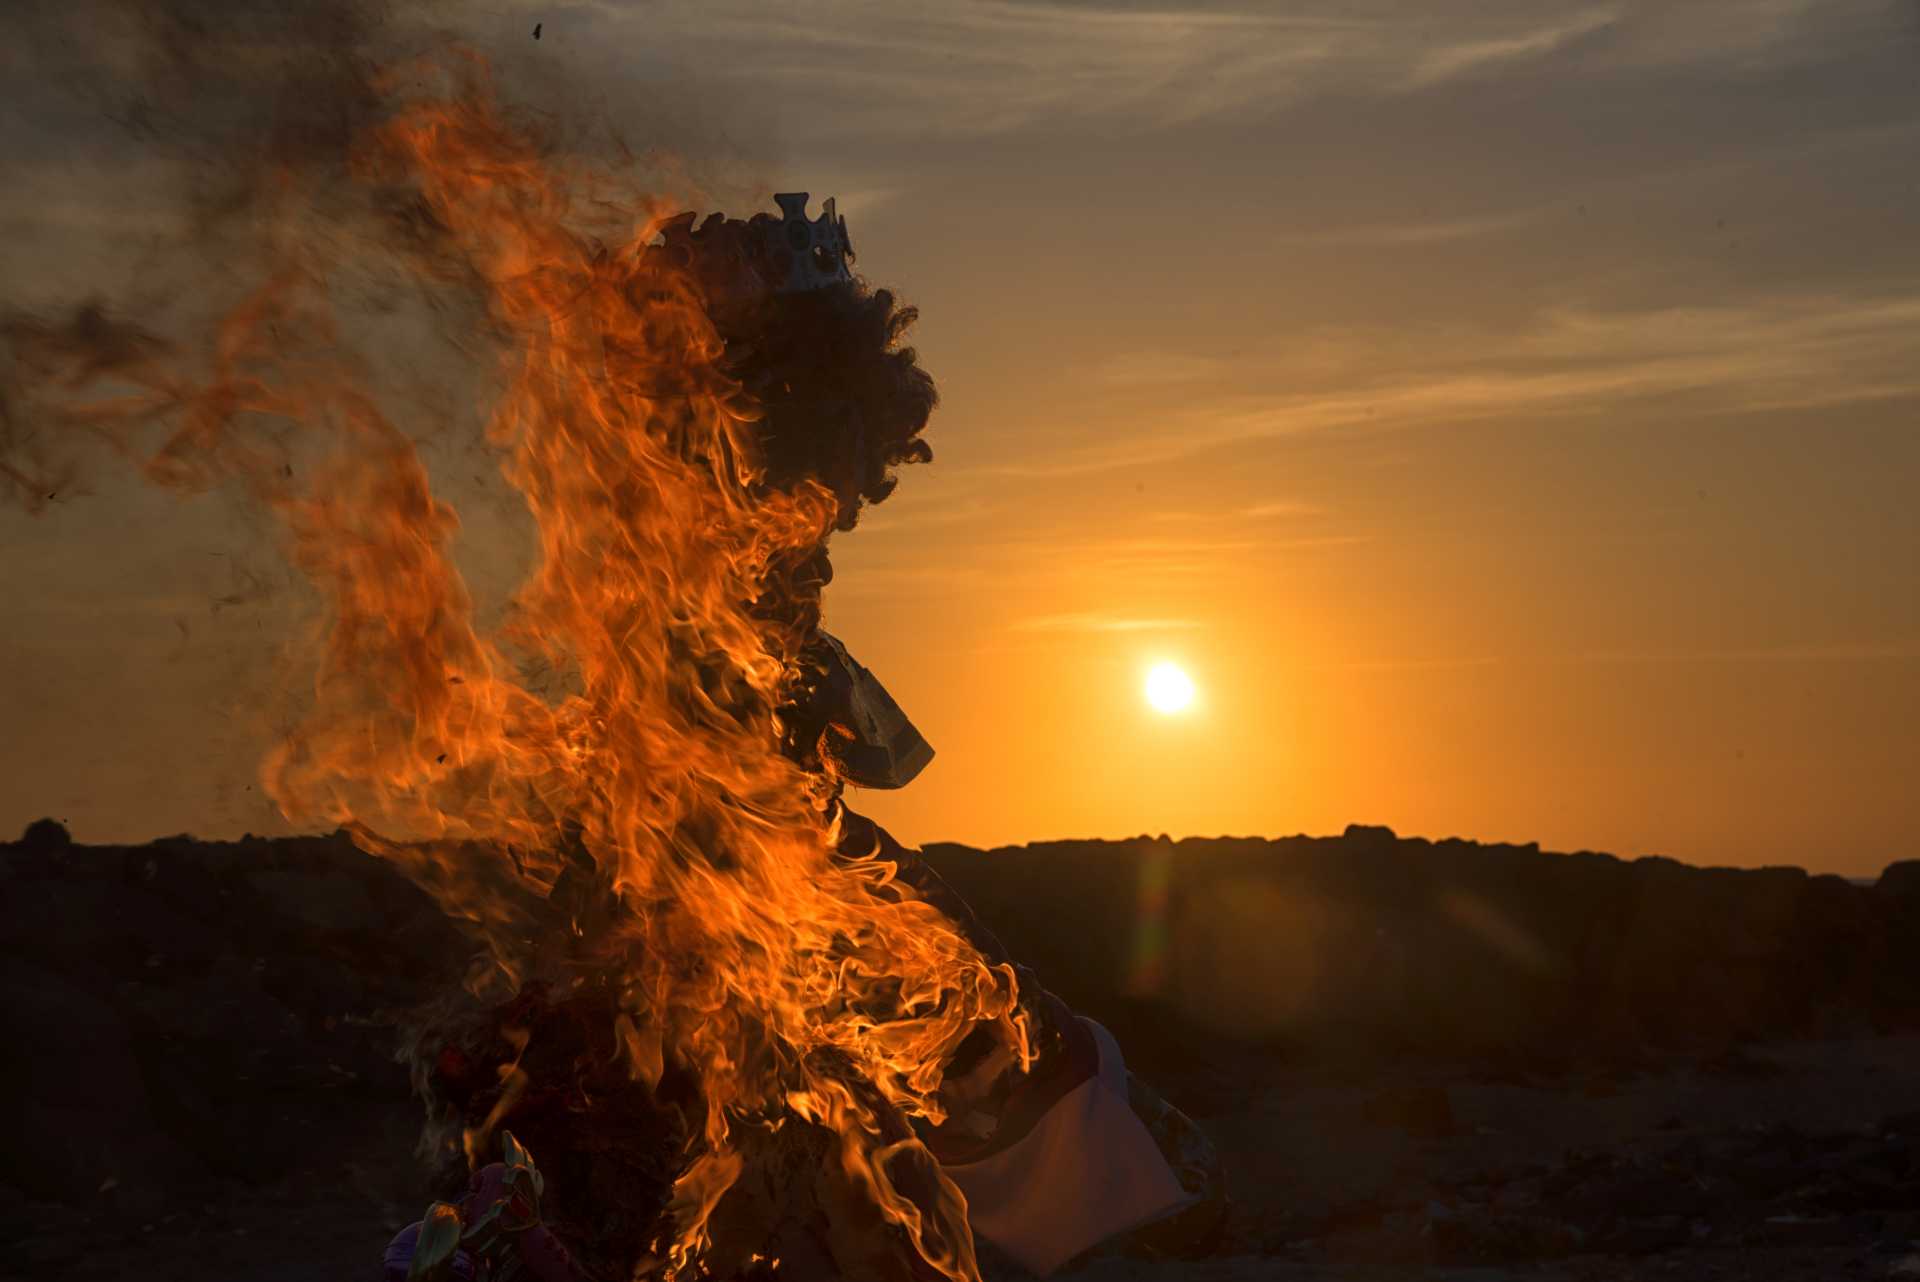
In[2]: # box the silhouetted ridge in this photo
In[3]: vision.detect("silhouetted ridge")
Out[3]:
[916,831,1920,1077]
[5,824,1919,1231]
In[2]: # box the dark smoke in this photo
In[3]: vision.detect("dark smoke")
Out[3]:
[2,0,425,507]
[1,7,952,1273]
[2,0,932,526]
[5,0,433,241]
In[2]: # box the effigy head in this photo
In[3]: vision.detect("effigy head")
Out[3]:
[649,193,938,535]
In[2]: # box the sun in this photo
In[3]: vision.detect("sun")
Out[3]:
[1143,661,1197,715]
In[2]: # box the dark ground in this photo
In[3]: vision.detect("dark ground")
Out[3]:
[5,822,1920,1281]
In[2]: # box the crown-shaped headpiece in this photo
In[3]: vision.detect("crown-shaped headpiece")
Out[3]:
[652,192,854,314]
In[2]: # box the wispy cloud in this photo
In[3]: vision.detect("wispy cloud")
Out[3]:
[1404,8,1618,88]
[820,560,995,598]
[1265,204,1559,248]
[1314,640,1920,672]
[540,0,1892,138]
[1012,532,1368,585]
[1145,500,1327,523]
[976,287,1920,477]
[851,493,1000,536]
[1012,611,1205,633]
[1574,641,1920,664]
[1239,500,1328,520]
[558,0,1355,135]
[825,187,907,219]
[1090,351,1234,387]
[1306,654,1508,673]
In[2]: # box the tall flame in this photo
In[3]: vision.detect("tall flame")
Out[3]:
[17,54,1022,1280]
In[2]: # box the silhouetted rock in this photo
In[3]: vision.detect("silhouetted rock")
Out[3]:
[17,817,71,851]
[1876,860,1920,900]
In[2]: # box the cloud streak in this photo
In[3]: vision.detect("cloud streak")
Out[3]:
[1012,611,1205,633]
[976,287,1920,477]
[1314,640,1920,672]
[534,0,1901,138]
[1403,7,1619,88]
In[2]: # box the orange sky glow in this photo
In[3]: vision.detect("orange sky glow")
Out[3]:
[2,1,1916,874]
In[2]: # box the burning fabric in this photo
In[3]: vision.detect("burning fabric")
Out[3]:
[2,53,1220,1282]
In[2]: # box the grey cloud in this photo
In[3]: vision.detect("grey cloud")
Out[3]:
[526,0,1910,139]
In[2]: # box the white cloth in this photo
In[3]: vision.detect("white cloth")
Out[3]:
[939,1018,1193,1276]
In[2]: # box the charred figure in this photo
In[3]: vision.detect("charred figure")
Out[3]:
[387,195,1225,1282]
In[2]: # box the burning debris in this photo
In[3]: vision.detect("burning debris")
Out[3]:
[3,45,1221,1282]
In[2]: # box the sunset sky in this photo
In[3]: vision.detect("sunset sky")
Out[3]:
[3,0,1917,873]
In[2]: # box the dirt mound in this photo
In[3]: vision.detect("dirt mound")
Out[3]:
[0,830,461,1223]
[919,827,1920,1079]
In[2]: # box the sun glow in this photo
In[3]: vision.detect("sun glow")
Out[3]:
[1144,661,1197,715]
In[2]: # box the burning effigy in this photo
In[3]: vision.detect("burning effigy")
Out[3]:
[2,54,1220,1282]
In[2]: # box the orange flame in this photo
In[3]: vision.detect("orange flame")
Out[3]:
[23,53,1023,1280]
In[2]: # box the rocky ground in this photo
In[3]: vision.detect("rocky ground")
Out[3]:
[5,821,1920,1281]
[1077,1035,1920,1281]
